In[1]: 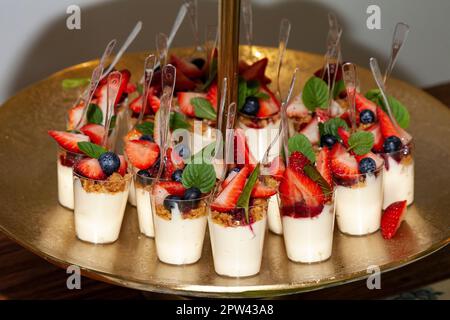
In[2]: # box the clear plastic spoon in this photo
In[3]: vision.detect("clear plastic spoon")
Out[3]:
[156,33,169,69]
[275,18,291,102]
[242,0,253,59]
[184,0,202,53]
[102,71,122,148]
[134,54,156,128]
[342,62,358,132]
[384,22,410,85]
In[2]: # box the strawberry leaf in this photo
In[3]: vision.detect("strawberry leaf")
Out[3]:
[181,163,216,193]
[322,118,349,139]
[302,76,329,111]
[288,134,316,163]
[191,97,217,120]
[77,142,107,159]
[136,122,154,136]
[86,104,103,125]
[237,164,260,224]
[170,112,191,130]
[348,131,374,155]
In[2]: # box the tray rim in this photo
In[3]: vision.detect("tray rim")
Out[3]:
[1,46,450,298]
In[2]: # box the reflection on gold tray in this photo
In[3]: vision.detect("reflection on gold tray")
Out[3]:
[0,47,449,298]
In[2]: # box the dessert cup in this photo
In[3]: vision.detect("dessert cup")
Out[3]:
[237,114,281,162]
[279,189,335,263]
[267,193,282,235]
[56,146,85,210]
[134,172,156,238]
[73,172,131,244]
[128,182,137,206]
[335,162,384,236]
[151,189,210,265]
[208,199,268,277]
[380,142,414,209]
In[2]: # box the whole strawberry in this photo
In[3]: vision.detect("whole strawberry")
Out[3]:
[381,200,407,239]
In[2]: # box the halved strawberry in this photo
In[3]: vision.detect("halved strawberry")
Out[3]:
[288,151,311,173]
[211,166,251,212]
[74,158,106,180]
[300,116,320,145]
[381,200,407,239]
[242,58,271,84]
[170,54,203,79]
[207,83,218,111]
[330,143,359,179]
[163,147,184,179]
[117,69,131,102]
[221,169,239,189]
[48,130,89,153]
[337,127,350,147]
[129,95,150,115]
[234,128,257,169]
[377,107,399,139]
[251,181,277,198]
[238,60,250,73]
[80,124,105,145]
[279,167,304,207]
[316,148,332,187]
[257,86,281,118]
[118,155,128,176]
[125,140,160,170]
[177,92,207,117]
[315,109,330,123]
[126,82,137,94]
[67,103,85,130]
[289,169,325,207]
[175,69,197,91]
[268,156,285,180]
[355,92,377,115]
[365,123,384,152]
[158,181,186,196]
[149,94,160,114]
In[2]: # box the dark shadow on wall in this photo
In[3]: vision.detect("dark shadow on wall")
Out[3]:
[7,0,415,100]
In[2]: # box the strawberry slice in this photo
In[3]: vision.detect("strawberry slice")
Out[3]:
[67,103,85,130]
[221,169,239,189]
[129,95,151,115]
[257,86,281,118]
[80,123,105,145]
[242,58,271,84]
[158,181,186,196]
[315,109,330,123]
[234,128,257,169]
[126,82,137,94]
[251,181,277,198]
[300,116,320,145]
[288,151,311,173]
[125,140,160,170]
[377,107,399,139]
[337,127,350,147]
[149,94,160,114]
[177,92,207,117]
[268,156,285,180]
[170,54,203,79]
[118,155,128,176]
[175,69,197,91]
[163,147,184,179]
[238,60,250,73]
[117,69,131,102]
[316,148,333,187]
[48,130,89,153]
[74,158,106,180]
[280,167,324,208]
[355,92,377,115]
[365,123,384,152]
[279,167,304,207]
[211,166,251,212]
[381,200,407,239]
[207,83,218,111]
[330,143,359,179]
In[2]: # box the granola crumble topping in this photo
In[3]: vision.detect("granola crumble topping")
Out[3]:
[155,200,208,221]
[210,198,268,227]
[80,173,131,194]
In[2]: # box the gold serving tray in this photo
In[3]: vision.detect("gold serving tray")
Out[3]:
[0,47,449,298]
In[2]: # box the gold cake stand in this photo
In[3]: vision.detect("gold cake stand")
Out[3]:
[0,47,449,298]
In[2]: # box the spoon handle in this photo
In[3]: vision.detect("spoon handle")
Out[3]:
[156,33,169,69]
[102,21,142,79]
[99,39,117,68]
[275,18,291,102]
[342,62,358,132]
[242,0,253,56]
[102,71,122,148]
[136,54,156,126]
[384,22,410,85]
[167,3,189,50]
[184,0,201,52]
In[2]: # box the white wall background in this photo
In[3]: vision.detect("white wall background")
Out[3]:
[1,0,450,104]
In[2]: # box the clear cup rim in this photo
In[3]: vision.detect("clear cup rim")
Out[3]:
[73,171,131,183]
[377,138,415,156]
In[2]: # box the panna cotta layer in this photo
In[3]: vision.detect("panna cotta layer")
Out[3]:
[57,161,75,209]
[135,184,154,238]
[267,194,282,235]
[383,156,414,209]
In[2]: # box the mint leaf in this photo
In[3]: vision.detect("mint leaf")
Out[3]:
[181,163,216,193]
[136,83,144,95]
[302,76,329,111]
[187,142,216,165]
[238,78,248,110]
[108,115,117,134]
[237,164,260,224]
[288,134,316,163]
[136,122,154,136]
[322,118,349,138]
[170,112,191,130]
[365,89,410,129]
[253,92,270,100]
[191,97,217,120]
[86,104,103,125]
[77,142,107,158]
[318,122,325,137]
[62,78,90,89]
[333,79,346,99]
[304,165,332,195]
[348,131,374,155]
[246,80,260,97]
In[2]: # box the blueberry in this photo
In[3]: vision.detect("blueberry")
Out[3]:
[98,152,120,176]
[174,143,191,159]
[383,136,402,153]
[183,187,202,210]
[140,135,154,142]
[163,195,182,211]
[241,97,260,116]
[171,169,183,182]
[191,58,206,70]
[359,109,375,124]
[320,134,338,148]
[359,157,377,174]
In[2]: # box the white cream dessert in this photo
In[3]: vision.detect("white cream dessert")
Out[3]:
[383,155,414,208]
[134,174,155,238]
[208,212,267,277]
[128,182,137,206]
[57,160,76,210]
[282,204,334,263]
[267,194,282,235]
